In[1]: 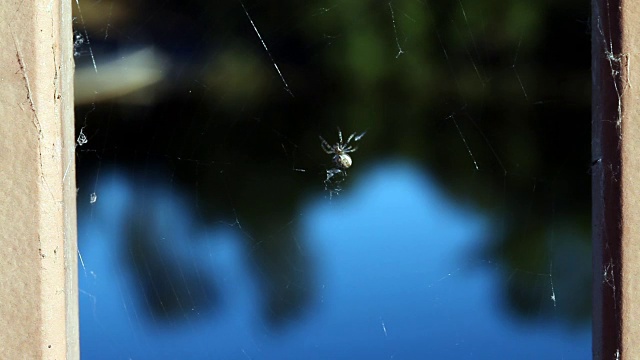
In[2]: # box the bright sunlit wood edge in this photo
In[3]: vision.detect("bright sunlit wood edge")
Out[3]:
[0,0,78,358]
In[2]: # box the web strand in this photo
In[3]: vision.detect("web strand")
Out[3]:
[388,2,405,58]
[239,1,294,97]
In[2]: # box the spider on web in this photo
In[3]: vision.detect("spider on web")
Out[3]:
[320,127,366,185]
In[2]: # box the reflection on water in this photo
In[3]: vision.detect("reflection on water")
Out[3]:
[79,162,589,359]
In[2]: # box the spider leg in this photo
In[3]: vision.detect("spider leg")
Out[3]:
[337,127,343,144]
[345,132,356,146]
[319,136,334,154]
[354,130,367,142]
[344,145,358,153]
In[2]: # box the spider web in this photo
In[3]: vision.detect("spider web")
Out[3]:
[73,0,591,358]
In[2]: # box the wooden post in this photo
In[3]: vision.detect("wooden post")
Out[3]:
[0,0,78,359]
[593,0,640,358]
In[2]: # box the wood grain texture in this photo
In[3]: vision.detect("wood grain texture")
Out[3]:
[0,0,77,358]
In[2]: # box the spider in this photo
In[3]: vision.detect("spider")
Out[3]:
[320,128,366,170]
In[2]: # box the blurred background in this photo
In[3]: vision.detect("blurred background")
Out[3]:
[74,0,591,358]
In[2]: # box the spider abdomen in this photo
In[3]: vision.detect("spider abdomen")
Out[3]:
[334,154,352,169]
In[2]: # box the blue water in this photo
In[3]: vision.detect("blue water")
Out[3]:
[79,162,590,359]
